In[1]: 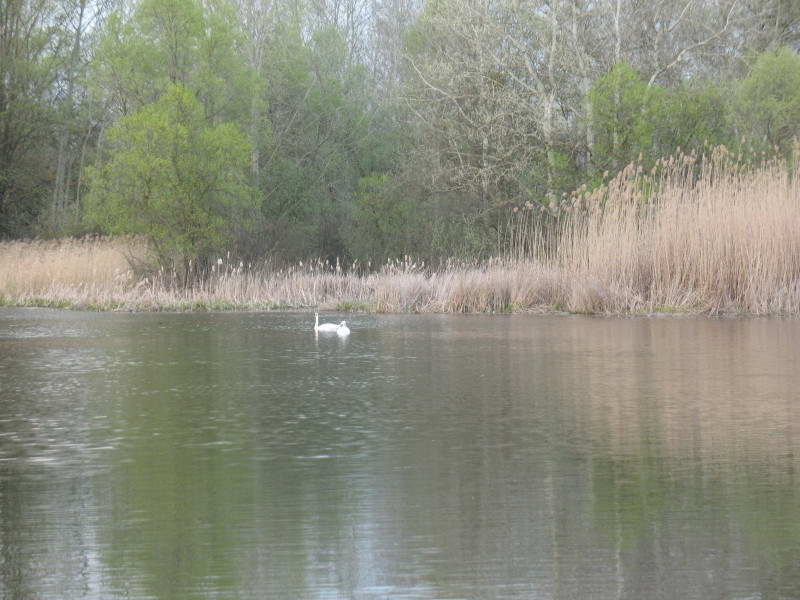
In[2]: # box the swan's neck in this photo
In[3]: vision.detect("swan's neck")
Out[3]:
[314,312,319,328]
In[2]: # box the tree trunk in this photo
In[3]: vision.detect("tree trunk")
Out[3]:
[52,0,87,230]
[544,2,559,202]
[611,0,622,172]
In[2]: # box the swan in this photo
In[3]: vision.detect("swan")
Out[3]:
[314,312,339,332]
[336,321,350,336]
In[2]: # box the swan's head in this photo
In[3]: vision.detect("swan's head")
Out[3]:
[339,321,346,327]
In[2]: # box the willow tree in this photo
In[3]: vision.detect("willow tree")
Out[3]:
[85,85,254,283]
[85,0,257,280]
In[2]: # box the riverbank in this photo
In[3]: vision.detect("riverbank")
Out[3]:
[0,243,571,313]
[0,243,792,315]
[2,154,799,315]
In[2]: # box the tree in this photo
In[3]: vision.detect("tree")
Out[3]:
[257,19,386,260]
[50,0,111,231]
[733,47,800,155]
[404,1,544,208]
[589,63,733,174]
[92,0,255,124]
[740,0,800,54]
[85,85,254,281]
[0,0,64,237]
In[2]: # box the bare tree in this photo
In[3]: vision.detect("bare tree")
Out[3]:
[403,0,591,206]
[51,0,114,228]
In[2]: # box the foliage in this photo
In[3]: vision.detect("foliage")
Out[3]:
[345,174,412,262]
[92,0,255,123]
[590,63,733,173]
[11,148,800,315]
[258,23,393,260]
[733,47,800,155]
[84,85,254,278]
[2,0,800,267]
[0,0,65,237]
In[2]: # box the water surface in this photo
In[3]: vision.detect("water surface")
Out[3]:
[0,309,798,599]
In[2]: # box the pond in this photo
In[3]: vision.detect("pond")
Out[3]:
[0,308,798,599]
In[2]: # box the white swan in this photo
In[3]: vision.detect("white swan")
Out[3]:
[336,321,350,336]
[314,312,339,332]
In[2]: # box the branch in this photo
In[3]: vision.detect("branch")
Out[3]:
[404,55,476,127]
[646,0,739,88]
[667,0,695,33]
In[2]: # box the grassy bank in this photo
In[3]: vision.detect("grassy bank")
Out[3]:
[2,153,799,315]
[0,243,565,313]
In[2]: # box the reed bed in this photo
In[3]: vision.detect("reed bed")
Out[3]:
[558,149,800,314]
[0,237,146,308]
[1,151,798,314]
[0,245,568,312]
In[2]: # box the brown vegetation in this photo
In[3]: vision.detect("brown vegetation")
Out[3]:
[1,154,798,314]
[558,150,800,313]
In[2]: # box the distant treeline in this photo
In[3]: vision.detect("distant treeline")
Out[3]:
[1,0,799,275]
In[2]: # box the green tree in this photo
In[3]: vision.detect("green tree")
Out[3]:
[589,63,653,173]
[733,47,800,156]
[346,174,411,262]
[85,85,254,282]
[0,0,64,237]
[92,0,255,124]
[590,63,732,174]
[653,85,731,160]
[258,23,385,260]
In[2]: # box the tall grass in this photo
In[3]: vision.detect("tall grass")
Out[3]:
[0,237,146,307]
[1,151,798,314]
[558,149,800,313]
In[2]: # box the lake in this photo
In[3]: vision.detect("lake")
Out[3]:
[0,308,798,599]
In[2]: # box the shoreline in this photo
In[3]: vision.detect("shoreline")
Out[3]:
[0,294,786,317]
[3,156,800,317]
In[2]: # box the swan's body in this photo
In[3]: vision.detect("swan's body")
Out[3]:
[336,321,350,336]
[314,312,339,332]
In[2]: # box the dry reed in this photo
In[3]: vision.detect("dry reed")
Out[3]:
[0,236,146,306]
[558,149,800,313]
[1,151,798,314]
